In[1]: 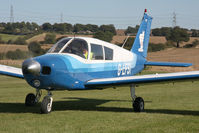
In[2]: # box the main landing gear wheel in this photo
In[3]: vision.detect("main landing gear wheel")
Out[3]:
[133,97,144,112]
[25,90,42,106]
[130,85,145,112]
[40,91,53,114]
[25,93,36,106]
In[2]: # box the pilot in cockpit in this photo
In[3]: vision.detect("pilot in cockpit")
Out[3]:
[83,47,88,59]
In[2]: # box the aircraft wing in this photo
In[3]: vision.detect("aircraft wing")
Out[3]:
[85,71,199,88]
[0,64,24,79]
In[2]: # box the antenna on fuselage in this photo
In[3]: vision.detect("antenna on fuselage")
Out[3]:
[122,35,130,48]
[73,32,76,38]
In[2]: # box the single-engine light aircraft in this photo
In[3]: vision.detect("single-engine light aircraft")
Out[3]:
[0,10,199,114]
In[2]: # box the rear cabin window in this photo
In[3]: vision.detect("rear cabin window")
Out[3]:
[62,39,88,59]
[104,46,113,60]
[90,43,103,60]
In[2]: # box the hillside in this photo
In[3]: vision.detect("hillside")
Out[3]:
[147,48,199,72]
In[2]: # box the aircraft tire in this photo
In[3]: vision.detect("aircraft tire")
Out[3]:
[133,97,144,112]
[25,93,36,106]
[41,96,53,114]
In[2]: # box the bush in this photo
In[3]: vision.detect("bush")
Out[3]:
[13,37,27,45]
[0,53,4,60]
[28,41,42,56]
[6,49,29,59]
[148,43,165,52]
[165,40,175,48]
[183,39,199,48]
[93,31,114,42]
[0,36,5,44]
[44,33,56,44]
[7,39,13,44]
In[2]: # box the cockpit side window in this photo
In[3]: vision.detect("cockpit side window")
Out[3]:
[62,39,88,59]
[90,43,104,60]
[48,38,71,53]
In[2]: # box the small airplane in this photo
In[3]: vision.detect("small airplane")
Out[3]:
[0,9,199,114]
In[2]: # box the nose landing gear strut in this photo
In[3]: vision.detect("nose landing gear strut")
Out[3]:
[25,89,53,114]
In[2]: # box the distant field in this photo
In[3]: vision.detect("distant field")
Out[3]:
[0,75,199,133]
[112,35,199,46]
[26,33,93,43]
[147,48,199,72]
[0,44,27,53]
[0,44,51,53]
[0,33,25,42]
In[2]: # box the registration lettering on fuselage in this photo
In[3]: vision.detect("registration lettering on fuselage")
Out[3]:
[117,64,131,76]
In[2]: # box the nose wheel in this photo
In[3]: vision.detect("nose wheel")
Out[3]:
[40,91,53,114]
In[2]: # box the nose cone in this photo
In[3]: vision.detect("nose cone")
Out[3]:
[22,59,41,76]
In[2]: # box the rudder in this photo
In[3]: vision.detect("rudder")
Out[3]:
[130,10,152,58]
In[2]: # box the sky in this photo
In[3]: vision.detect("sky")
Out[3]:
[0,0,199,29]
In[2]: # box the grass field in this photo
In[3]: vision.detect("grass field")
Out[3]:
[0,74,199,133]
[0,33,25,42]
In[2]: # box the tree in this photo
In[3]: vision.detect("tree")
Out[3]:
[53,23,65,33]
[99,24,116,35]
[73,24,86,33]
[6,49,28,59]
[152,28,161,36]
[28,41,42,55]
[0,36,4,43]
[191,29,199,37]
[152,27,172,36]
[161,27,172,36]
[166,26,189,48]
[93,31,114,42]
[14,37,27,45]
[44,33,56,44]
[64,23,73,32]
[125,25,139,35]
[42,23,52,31]
[85,24,98,32]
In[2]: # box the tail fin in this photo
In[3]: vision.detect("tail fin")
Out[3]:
[131,10,152,58]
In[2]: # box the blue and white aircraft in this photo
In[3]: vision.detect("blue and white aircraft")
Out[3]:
[0,10,199,114]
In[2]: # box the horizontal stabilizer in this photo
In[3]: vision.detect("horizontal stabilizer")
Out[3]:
[144,61,192,67]
[0,64,24,79]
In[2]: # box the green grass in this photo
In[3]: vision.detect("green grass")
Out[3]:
[0,75,199,133]
[0,33,25,42]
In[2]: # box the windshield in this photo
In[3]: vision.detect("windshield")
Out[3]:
[48,38,71,53]
[62,38,88,59]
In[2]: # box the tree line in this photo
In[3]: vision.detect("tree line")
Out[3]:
[0,22,116,35]
[0,22,117,43]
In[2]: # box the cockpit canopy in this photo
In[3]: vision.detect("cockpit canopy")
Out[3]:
[48,37,113,60]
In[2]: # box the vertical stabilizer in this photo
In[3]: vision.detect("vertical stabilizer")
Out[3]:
[130,10,152,58]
